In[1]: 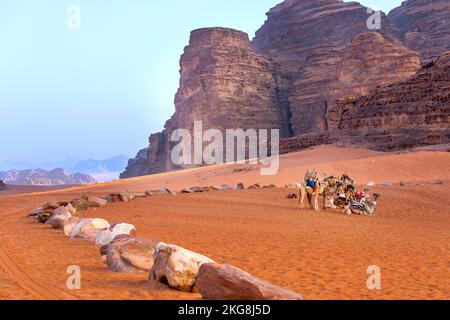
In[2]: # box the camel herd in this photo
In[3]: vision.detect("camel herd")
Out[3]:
[298,169,381,216]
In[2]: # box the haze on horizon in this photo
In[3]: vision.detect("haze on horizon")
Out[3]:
[0,0,402,164]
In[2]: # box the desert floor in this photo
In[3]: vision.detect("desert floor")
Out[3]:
[0,146,449,300]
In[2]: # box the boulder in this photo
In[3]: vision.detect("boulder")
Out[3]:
[63,217,81,236]
[45,206,73,229]
[150,243,215,292]
[86,196,108,207]
[248,184,261,190]
[100,236,158,273]
[190,186,206,193]
[235,183,245,190]
[69,218,110,241]
[262,184,277,189]
[145,189,168,196]
[220,184,233,190]
[131,192,147,198]
[105,191,134,203]
[70,195,107,210]
[196,263,303,300]
[70,196,90,211]
[28,202,61,223]
[165,188,177,196]
[181,188,195,194]
[96,223,137,245]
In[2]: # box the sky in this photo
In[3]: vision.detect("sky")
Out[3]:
[0,0,403,163]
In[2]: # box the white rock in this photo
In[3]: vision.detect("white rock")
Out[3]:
[150,242,215,292]
[69,218,110,241]
[95,223,136,245]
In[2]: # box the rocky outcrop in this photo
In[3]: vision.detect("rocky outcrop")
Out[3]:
[0,180,5,191]
[389,0,450,63]
[196,263,303,300]
[289,32,420,135]
[326,51,450,150]
[0,168,96,186]
[122,27,290,178]
[253,0,399,73]
[122,0,450,178]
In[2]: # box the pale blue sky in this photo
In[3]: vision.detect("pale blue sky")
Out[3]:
[0,0,403,162]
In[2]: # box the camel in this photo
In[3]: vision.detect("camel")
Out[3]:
[299,169,324,212]
[299,171,356,212]
[345,193,381,216]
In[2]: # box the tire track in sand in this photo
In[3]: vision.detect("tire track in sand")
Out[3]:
[0,206,79,300]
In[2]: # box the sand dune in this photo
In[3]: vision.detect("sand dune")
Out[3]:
[0,146,449,300]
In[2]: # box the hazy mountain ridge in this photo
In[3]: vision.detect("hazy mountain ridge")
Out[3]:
[0,155,128,174]
[0,168,96,186]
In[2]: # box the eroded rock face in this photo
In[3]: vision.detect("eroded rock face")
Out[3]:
[327,51,450,150]
[389,0,450,63]
[196,263,303,300]
[121,0,450,178]
[289,32,420,135]
[252,0,401,135]
[121,27,290,178]
[100,236,158,273]
[150,242,215,292]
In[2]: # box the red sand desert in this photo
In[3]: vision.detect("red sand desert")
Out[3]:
[0,146,449,300]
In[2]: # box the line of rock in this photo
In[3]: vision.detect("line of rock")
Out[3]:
[27,184,302,300]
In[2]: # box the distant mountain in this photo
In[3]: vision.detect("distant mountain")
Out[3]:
[0,155,128,175]
[69,155,129,174]
[0,168,96,186]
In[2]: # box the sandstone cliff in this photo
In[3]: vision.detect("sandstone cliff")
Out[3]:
[289,32,420,135]
[389,0,450,63]
[121,0,450,178]
[326,51,450,150]
[121,28,289,178]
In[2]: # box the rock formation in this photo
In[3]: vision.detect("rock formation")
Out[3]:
[121,27,289,178]
[289,32,420,135]
[326,51,450,150]
[0,168,96,186]
[0,179,5,191]
[122,0,450,178]
[389,0,450,63]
